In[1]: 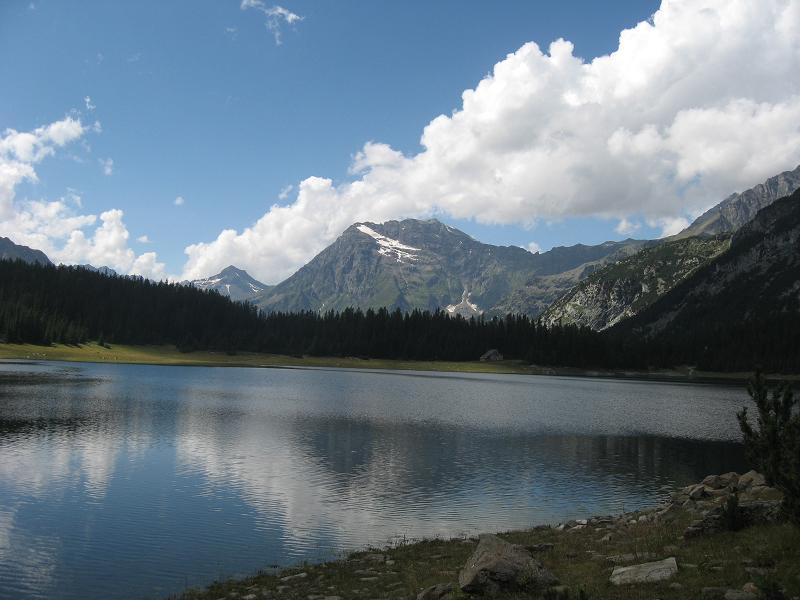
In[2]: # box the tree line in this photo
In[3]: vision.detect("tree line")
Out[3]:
[1,260,797,372]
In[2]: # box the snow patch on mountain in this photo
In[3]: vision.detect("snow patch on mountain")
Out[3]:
[356,224,420,262]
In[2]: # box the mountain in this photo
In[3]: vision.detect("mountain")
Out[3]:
[79,264,118,277]
[541,235,730,330]
[190,265,270,302]
[253,219,645,316]
[0,237,52,266]
[676,164,800,238]
[615,188,800,343]
[538,166,800,330]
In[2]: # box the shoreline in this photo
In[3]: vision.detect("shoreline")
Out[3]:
[175,471,795,600]
[1,342,793,384]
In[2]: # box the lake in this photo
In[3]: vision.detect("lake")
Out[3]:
[0,360,750,600]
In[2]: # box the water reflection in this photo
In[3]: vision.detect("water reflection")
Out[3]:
[0,361,747,600]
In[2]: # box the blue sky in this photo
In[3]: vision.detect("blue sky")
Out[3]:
[1,0,799,281]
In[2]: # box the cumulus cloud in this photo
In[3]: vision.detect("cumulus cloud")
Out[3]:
[527,242,542,255]
[174,195,185,206]
[84,96,95,111]
[0,116,167,279]
[137,234,151,244]
[185,0,800,282]
[240,0,303,45]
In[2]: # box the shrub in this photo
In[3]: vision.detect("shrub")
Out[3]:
[737,372,800,524]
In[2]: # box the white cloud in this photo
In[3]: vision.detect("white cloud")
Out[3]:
[240,0,303,45]
[174,195,185,206]
[84,96,95,111]
[184,0,800,283]
[278,184,293,200]
[137,234,151,243]
[648,216,691,238]
[0,116,167,279]
[99,157,113,176]
[614,218,640,236]
[527,241,542,254]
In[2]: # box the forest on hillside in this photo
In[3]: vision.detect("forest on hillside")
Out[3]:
[1,260,798,372]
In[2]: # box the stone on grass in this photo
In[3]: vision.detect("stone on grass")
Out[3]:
[458,533,558,596]
[416,583,454,600]
[609,557,678,585]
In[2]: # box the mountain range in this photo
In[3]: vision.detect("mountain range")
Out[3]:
[3,164,799,338]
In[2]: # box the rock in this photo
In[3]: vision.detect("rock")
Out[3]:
[684,500,784,538]
[688,483,707,499]
[458,533,558,596]
[742,582,758,594]
[598,533,613,542]
[663,545,680,554]
[281,572,308,582]
[669,582,683,590]
[527,543,554,553]
[737,470,766,490]
[609,557,678,585]
[702,588,729,599]
[416,583,453,600]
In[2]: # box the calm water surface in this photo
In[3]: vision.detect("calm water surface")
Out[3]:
[0,361,750,600]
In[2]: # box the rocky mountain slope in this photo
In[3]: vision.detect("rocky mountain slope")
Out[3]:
[541,236,730,330]
[189,265,269,302]
[253,219,644,316]
[616,188,800,338]
[676,164,800,238]
[0,237,52,266]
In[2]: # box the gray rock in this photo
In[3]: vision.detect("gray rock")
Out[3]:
[458,533,558,596]
[416,583,453,600]
[737,470,766,490]
[609,557,678,585]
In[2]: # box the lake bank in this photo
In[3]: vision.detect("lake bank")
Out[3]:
[177,472,797,600]
[1,342,792,384]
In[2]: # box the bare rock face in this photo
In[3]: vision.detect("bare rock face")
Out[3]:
[458,534,558,596]
[610,557,678,585]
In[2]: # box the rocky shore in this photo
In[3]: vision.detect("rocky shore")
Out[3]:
[178,471,797,600]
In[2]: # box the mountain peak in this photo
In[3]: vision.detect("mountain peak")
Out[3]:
[190,265,269,302]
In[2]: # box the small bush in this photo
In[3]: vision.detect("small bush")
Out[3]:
[737,372,800,524]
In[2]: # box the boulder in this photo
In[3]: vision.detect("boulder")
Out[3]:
[737,470,766,490]
[609,557,678,585]
[458,534,558,596]
[416,583,453,600]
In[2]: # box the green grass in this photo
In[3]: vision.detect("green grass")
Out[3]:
[175,509,800,600]
[1,342,796,383]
